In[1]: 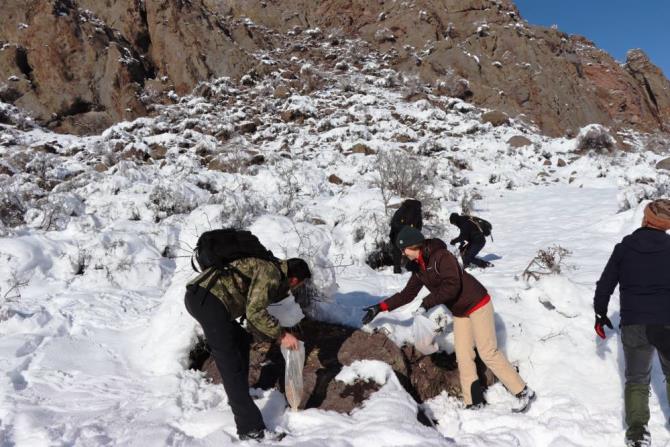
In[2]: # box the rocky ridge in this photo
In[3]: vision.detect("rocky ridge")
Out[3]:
[1,0,669,137]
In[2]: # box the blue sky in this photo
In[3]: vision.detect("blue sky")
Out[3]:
[514,0,670,77]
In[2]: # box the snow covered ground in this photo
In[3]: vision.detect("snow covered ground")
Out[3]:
[1,41,670,445]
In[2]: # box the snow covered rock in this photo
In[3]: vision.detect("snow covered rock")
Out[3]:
[197,319,494,412]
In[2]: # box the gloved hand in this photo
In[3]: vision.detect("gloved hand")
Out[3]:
[594,313,613,339]
[449,238,458,246]
[405,261,420,273]
[362,304,382,325]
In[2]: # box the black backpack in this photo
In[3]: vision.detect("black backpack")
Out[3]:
[469,216,493,238]
[192,228,278,273]
[390,199,423,239]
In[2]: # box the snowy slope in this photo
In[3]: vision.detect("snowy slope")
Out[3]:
[1,34,670,447]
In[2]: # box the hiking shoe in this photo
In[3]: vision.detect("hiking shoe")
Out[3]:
[239,430,287,442]
[239,429,264,442]
[625,427,651,447]
[511,386,536,413]
[465,403,486,410]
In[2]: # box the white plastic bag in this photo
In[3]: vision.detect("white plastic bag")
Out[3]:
[281,341,305,411]
[412,314,439,355]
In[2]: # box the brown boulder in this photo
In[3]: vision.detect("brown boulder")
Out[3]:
[237,121,258,134]
[481,110,510,127]
[656,157,670,171]
[328,174,344,185]
[149,143,168,160]
[350,143,376,155]
[507,135,533,148]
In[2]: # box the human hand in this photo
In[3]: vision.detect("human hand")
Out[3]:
[362,304,382,325]
[280,331,300,350]
[594,314,613,339]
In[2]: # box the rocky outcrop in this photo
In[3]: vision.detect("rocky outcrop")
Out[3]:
[625,49,670,130]
[2,0,669,137]
[0,0,258,134]
[195,319,494,413]
[221,0,670,137]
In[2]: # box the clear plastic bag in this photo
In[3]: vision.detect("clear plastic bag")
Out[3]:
[412,314,439,355]
[280,341,305,411]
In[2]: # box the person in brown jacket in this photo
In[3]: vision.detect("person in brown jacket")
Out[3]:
[362,226,535,412]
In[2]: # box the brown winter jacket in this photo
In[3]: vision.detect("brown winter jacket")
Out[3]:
[383,238,488,317]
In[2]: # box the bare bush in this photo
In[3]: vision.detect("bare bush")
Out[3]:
[460,189,482,215]
[149,183,200,220]
[275,162,303,216]
[618,179,670,211]
[576,124,615,153]
[0,190,26,228]
[522,245,573,281]
[372,150,428,214]
[69,243,91,276]
[213,181,267,229]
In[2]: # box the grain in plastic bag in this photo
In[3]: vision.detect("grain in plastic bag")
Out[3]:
[412,314,439,355]
[281,340,305,411]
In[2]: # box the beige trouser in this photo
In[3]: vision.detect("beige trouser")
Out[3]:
[453,300,525,404]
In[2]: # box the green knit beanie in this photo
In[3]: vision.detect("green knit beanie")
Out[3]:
[396,226,425,249]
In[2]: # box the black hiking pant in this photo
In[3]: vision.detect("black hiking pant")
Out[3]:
[462,239,488,268]
[184,287,265,437]
[621,324,670,439]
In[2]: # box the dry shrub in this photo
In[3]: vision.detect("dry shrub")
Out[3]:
[522,245,573,281]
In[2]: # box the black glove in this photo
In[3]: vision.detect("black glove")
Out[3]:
[362,304,382,325]
[594,313,613,339]
[449,238,458,246]
[405,260,420,273]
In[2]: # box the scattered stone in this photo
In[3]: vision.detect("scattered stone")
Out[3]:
[237,121,257,134]
[149,144,168,160]
[557,158,567,167]
[507,135,533,148]
[328,174,344,185]
[656,157,670,171]
[350,143,376,155]
[481,110,510,127]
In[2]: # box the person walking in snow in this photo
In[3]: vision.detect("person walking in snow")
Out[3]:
[449,212,492,269]
[593,199,670,447]
[362,226,535,412]
[185,257,311,441]
[389,199,423,274]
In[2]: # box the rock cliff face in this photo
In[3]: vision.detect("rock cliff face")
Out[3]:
[1,0,669,136]
[0,0,258,134]
[222,0,670,137]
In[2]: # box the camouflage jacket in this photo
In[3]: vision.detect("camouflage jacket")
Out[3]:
[187,258,290,339]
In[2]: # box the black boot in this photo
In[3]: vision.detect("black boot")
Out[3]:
[466,380,487,409]
[511,386,536,413]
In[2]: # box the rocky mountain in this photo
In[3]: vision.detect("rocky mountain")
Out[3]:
[1,0,669,137]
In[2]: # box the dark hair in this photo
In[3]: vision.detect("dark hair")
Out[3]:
[287,258,312,281]
[449,212,460,224]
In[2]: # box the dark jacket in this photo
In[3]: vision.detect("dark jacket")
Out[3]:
[594,227,670,325]
[187,258,290,339]
[383,239,488,317]
[451,215,485,245]
[390,199,423,244]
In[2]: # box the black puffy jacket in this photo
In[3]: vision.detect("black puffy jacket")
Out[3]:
[594,227,670,325]
[389,199,423,244]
